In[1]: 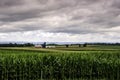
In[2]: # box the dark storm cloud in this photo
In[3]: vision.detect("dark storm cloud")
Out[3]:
[0,9,41,22]
[0,0,23,7]
[111,0,120,9]
[0,0,120,36]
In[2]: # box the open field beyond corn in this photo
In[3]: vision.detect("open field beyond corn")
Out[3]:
[0,45,120,80]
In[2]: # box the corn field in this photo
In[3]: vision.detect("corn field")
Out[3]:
[0,49,120,80]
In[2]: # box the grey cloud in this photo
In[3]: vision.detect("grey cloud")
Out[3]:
[86,9,120,28]
[111,0,120,9]
[0,0,23,7]
[0,0,120,36]
[0,9,41,22]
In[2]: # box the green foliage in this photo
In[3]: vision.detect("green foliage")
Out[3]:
[0,47,120,80]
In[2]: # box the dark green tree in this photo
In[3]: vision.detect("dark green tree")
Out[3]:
[42,42,46,48]
[66,45,69,48]
[83,43,87,47]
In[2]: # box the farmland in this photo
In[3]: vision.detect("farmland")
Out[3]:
[0,45,120,80]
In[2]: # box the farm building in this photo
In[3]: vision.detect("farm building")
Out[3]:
[34,44,56,48]
[34,44,42,48]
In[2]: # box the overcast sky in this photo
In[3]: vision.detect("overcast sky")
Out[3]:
[0,0,120,42]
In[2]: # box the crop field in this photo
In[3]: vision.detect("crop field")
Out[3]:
[0,45,120,80]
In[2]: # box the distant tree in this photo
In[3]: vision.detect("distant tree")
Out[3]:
[42,42,46,48]
[66,45,69,48]
[79,44,81,47]
[24,43,34,47]
[14,43,18,47]
[0,43,34,47]
[83,43,87,47]
[9,43,13,47]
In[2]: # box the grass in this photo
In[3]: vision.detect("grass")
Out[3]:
[0,45,120,80]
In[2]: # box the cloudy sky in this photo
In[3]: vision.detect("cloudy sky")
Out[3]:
[0,0,120,42]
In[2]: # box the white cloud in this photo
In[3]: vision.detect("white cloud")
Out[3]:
[0,30,119,42]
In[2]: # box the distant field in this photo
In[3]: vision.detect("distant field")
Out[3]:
[0,45,120,51]
[0,45,120,80]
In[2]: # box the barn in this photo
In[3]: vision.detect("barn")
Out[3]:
[34,44,42,48]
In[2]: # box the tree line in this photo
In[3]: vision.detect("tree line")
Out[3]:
[0,43,34,47]
[87,43,120,46]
